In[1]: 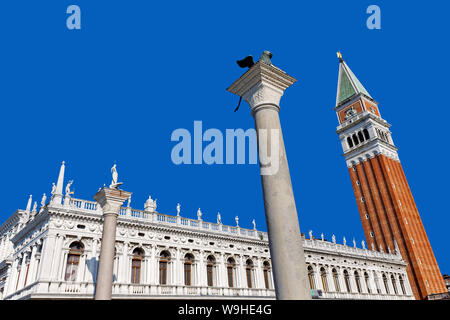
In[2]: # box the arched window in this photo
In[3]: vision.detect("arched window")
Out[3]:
[363,129,370,140]
[382,274,390,294]
[159,250,170,285]
[307,266,315,290]
[131,248,144,284]
[227,258,235,288]
[391,275,398,295]
[332,269,340,292]
[399,275,406,295]
[263,261,271,289]
[184,253,194,286]
[352,134,359,146]
[354,271,362,293]
[206,255,215,287]
[246,259,254,288]
[358,131,365,143]
[347,137,354,148]
[65,242,84,281]
[320,267,328,292]
[364,272,371,293]
[343,270,351,293]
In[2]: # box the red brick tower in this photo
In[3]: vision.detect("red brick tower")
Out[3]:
[334,53,447,300]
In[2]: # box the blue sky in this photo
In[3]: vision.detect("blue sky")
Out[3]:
[0,1,449,273]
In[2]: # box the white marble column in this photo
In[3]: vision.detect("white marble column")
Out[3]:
[338,269,347,293]
[78,253,87,283]
[5,258,18,296]
[357,271,367,294]
[27,245,38,285]
[325,268,334,293]
[88,238,99,283]
[349,271,358,293]
[175,248,182,285]
[197,251,205,287]
[218,253,226,288]
[227,55,310,300]
[387,273,395,295]
[314,265,324,291]
[368,271,377,294]
[2,259,13,297]
[18,252,30,290]
[51,234,64,281]
[239,255,246,288]
[403,273,413,296]
[254,259,262,289]
[93,187,131,300]
[150,245,157,285]
[38,234,57,281]
[377,271,387,294]
[120,242,128,283]
[0,237,4,261]
[58,249,68,281]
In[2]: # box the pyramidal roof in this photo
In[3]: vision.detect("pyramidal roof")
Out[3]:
[336,58,372,106]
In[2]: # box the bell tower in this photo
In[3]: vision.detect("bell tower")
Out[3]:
[334,53,447,300]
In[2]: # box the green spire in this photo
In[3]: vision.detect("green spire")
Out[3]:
[336,58,372,106]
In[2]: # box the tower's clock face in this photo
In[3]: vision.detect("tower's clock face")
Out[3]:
[345,107,356,118]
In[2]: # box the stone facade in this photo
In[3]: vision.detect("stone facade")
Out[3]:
[0,163,414,300]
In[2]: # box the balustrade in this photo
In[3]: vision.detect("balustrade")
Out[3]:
[62,198,271,242]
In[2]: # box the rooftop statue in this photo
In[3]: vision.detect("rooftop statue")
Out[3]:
[41,193,47,207]
[144,195,157,212]
[252,219,256,230]
[65,180,74,197]
[197,208,202,221]
[110,164,123,189]
[217,212,221,224]
[177,203,181,216]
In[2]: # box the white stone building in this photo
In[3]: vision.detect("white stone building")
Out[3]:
[0,162,414,300]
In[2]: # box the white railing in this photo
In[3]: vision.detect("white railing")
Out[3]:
[6,280,413,300]
[70,199,98,211]
[320,291,414,300]
[303,238,404,263]
[62,198,268,241]
[4,281,275,299]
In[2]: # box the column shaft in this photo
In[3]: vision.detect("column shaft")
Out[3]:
[95,213,118,299]
[253,106,310,299]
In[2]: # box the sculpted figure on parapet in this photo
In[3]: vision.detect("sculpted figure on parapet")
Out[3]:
[110,164,121,189]
[145,195,157,212]
[65,180,74,197]
[217,212,221,224]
